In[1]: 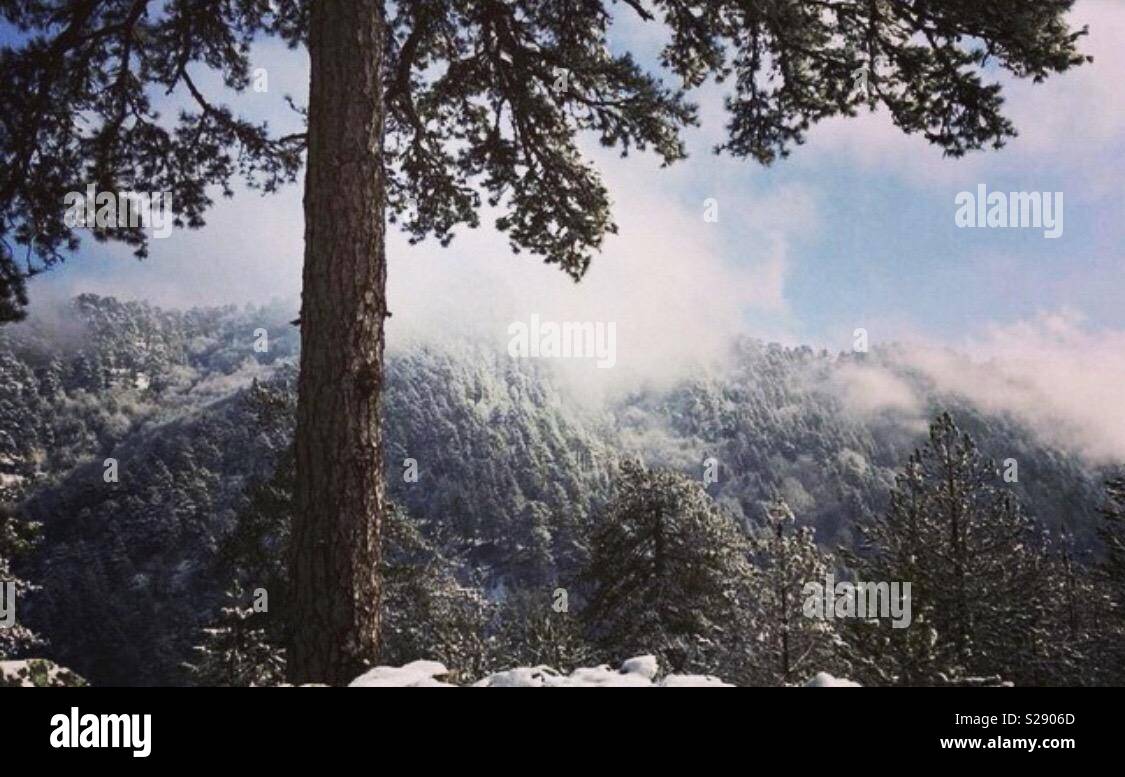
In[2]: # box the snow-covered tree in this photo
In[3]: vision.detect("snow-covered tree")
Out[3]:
[183,581,285,687]
[582,459,751,674]
[1099,477,1125,612]
[0,483,44,659]
[379,506,494,682]
[1030,528,1117,685]
[742,497,841,686]
[843,413,1049,685]
[206,429,495,684]
[488,588,596,674]
[1095,477,1125,683]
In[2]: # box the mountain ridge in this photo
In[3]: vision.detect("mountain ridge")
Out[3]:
[0,295,1110,684]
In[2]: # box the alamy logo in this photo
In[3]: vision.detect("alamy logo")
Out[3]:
[63,183,174,238]
[50,707,152,758]
[954,184,1063,238]
[802,573,912,629]
[507,314,616,368]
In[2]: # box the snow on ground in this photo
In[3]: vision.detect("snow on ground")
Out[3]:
[804,672,862,687]
[659,674,734,688]
[619,655,658,679]
[348,660,455,687]
[347,657,867,687]
[4,656,858,687]
[472,655,736,687]
[348,655,735,687]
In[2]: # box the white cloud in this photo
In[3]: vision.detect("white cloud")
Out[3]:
[387,160,816,400]
[829,360,924,420]
[819,311,1125,465]
[902,312,1125,463]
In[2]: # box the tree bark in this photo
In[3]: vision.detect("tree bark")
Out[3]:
[289,0,387,686]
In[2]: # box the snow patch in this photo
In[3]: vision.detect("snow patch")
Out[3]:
[659,674,733,688]
[804,672,862,687]
[344,656,861,688]
[0,472,24,488]
[620,654,659,679]
[470,656,732,687]
[348,660,454,688]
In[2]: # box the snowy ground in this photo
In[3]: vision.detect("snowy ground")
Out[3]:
[348,656,862,688]
[804,671,862,687]
[1,656,859,687]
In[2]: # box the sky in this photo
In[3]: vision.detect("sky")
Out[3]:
[15,1,1125,461]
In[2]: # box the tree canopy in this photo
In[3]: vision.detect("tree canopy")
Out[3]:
[0,0,1090,321]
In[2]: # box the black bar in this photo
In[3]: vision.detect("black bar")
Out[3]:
[1,687,1113,763]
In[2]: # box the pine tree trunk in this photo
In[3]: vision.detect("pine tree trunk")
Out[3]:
[289,0,387,686]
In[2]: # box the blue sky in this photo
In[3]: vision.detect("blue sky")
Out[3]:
[22,2,1123,348]
[14,1,1125,459]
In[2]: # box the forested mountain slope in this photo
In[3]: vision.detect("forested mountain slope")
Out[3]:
[0,296,1108,684]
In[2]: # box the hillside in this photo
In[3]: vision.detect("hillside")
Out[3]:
[0,296,1110,685]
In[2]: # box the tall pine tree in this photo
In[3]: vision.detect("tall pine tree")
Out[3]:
[743,496,840,686]
[582,459,750,673]
[0,483,44,659]
[843,413,1049,685]
[1095,476,1125,683]
[0,0,1090,683]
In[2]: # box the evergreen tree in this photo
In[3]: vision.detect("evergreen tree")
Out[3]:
[0,483,45,659]
[1035,528,1115,685]
[184,580,285,687]
[510,501,556,588]
[379,507,494,682]
[207,430,494,684]
[1099,477,1125,610]
[742,496,840,686]
[1095,476,1125,683]
[582,459,750,673]
[488,588,596,674]
[843,413,1048,685]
